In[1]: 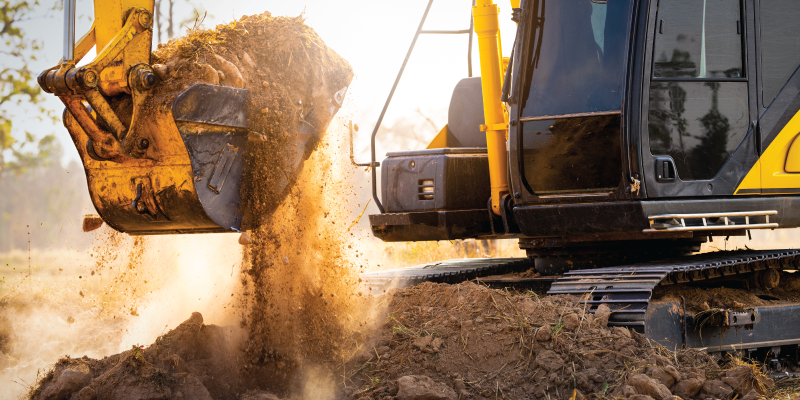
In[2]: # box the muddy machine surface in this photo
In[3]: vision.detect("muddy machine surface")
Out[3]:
[364,0,800,367]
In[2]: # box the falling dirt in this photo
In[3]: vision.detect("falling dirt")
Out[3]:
[148,11,353,226]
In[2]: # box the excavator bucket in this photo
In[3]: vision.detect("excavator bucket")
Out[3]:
[62,83,341,235]
[40,1,351,235]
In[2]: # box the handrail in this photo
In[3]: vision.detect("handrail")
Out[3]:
[366,0,476,213]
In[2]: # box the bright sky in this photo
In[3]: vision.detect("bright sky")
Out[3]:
[11,0,518,162]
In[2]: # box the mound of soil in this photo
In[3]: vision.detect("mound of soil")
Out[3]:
[29,282,786,400]
[343,282,775,400]
[29,312,245,400]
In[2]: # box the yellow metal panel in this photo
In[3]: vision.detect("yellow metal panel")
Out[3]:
[735,109,800,194]
[426,125,450,149]
[785,134,800,172]
[94,0,123,52]
[94,0,153,51]
[759,109,800,192]
[735,160,761,194]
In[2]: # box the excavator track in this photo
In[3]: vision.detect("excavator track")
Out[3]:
[547,249,800,328]
[361,257,535,294]
[361,257,533,294]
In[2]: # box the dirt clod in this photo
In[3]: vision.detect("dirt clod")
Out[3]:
[594,303,611,327]
[563,312,580,330]
[673,377,705,399]
[628,374,672,400]
[700,379,734,398]
[37,363,91,400]
[396,375,456,400]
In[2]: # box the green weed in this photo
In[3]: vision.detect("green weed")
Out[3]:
[551,322,564,336]
[131,344,145,365]
[387,314,418,338]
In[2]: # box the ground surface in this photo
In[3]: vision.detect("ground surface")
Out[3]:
[25,281,800,400]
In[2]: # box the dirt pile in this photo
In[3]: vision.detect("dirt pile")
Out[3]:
[28,312,241,400]
[29,280,796,400]
[344,282,778,400]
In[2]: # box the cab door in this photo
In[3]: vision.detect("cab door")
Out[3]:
[642,0,760,197]
[737,0,800,195]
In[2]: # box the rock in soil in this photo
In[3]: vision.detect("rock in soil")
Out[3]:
[396,375,456,400]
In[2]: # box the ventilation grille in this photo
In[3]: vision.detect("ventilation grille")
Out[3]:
[418,179,434,201]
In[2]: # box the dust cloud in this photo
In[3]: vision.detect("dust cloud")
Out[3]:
[0,228,243,399]
[703,229,800,253]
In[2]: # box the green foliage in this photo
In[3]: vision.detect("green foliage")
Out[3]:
[551,321,564,336]
[131,344,145,364]
[368,375,381,387]
[387,313,419,338]
[0,0,59,176]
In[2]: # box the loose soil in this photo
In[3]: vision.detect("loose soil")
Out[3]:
[148,11,353,224]
[30,281,800,400]
[653,271,800,313]
[342,282,780,400]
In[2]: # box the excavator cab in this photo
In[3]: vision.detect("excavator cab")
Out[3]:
[370,0,800,253]
[38,1,346,235]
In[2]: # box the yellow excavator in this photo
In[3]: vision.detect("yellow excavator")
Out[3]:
[41,0,800,367]
[362,0,800,368]
[38,0,348,235]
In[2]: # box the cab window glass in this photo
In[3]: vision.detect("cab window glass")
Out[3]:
[649,0,749,182]
[653,0,743,78]
[760,0,800,105]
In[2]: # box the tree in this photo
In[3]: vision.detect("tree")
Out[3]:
[153,0,208,44]
[0,0,58,177]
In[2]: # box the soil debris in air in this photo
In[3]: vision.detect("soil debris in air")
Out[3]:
[146,10,353,225]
